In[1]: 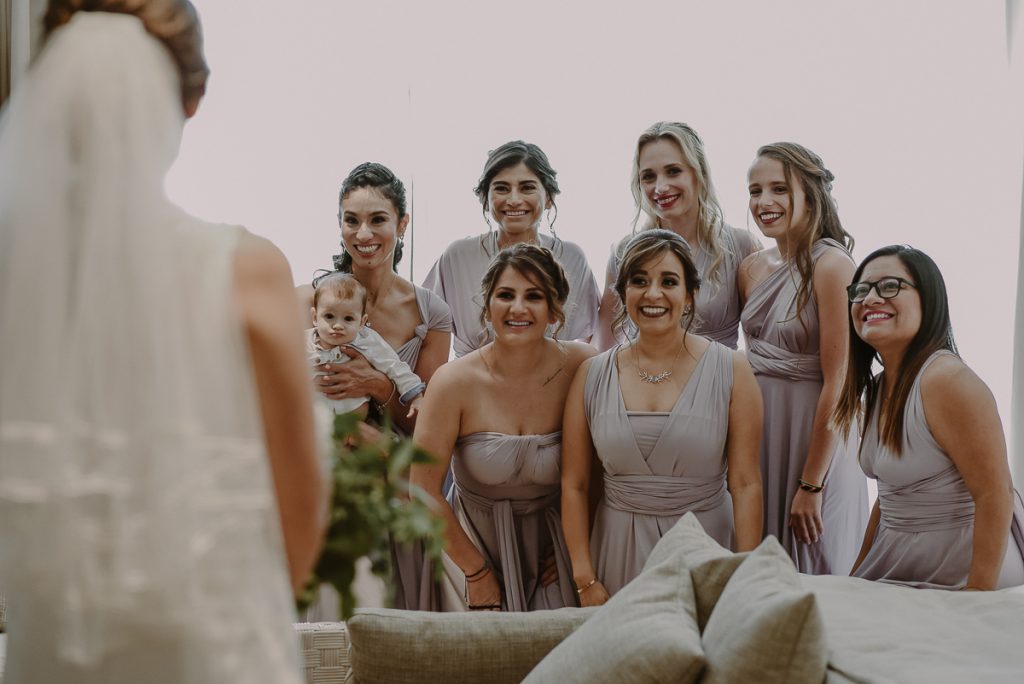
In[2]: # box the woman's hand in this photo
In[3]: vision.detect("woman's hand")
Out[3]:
[316,346,391,401]
[790,488,824,544]
[576,578,610,607]
[466,568,503,611]
[539,548,559,587]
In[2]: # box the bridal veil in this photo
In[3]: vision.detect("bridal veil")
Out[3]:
[0,12,301,682]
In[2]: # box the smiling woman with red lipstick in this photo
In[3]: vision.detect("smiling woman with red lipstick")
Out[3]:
[412,244,596,611]
[424,141,600,357]
[299,163,453,439]
[562,230,764,605]
[739,142,868,576]
[594,122,760,351]
[832,245,1024,590]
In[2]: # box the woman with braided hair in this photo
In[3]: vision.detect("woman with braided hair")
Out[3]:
[0,2,324,681]
[740,142,868,575]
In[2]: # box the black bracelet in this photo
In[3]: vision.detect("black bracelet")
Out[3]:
[798,479,824,493]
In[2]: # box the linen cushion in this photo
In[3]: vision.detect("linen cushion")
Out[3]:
[524,538,706,683]
[347,606,596,684]
[701,536,827,684]
[643,512,749,630]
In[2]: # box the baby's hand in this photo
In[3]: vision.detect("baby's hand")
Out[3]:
[406,394,424,418]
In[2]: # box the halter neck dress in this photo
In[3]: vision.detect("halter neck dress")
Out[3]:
[854,351,1024,589]
[429,431,576,611]
[585,342,736,595]
[740,238,868,575]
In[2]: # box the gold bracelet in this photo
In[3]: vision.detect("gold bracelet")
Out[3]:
[381,380,397,406]
[576,577,599,595]
[373,380,397,413]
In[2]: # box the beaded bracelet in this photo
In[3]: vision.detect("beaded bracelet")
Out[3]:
[798,479,824,493]
[576,577,599,595]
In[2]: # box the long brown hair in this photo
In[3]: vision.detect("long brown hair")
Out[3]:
[832,245,958,454]
[754,143,853,321]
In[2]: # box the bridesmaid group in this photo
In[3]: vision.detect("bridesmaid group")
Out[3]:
[306,122,1024,613]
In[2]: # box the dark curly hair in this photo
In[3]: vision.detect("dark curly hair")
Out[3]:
[332,162,408,273]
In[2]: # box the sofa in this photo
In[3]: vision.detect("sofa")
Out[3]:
[3,514,1024,683]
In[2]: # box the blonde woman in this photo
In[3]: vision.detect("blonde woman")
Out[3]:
[594,121,760,350]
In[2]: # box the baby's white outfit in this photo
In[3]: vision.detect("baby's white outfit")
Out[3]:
[306,327,425,414]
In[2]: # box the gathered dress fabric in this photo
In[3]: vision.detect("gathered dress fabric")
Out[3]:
[740,238,868,575]
[0,14,301,682]
[854,351,1024,589]
[606,225,759,348]
[423,232,601,357]
[303,285,452,618]
[427,432,576,611]
[585,343,736,595]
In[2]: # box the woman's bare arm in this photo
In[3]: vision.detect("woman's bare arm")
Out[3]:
[790,249,855,544]
[924,357,1014,590]
[410,361,502,606]
[237,235,325,595]
[726,350,764,551]
[560,357,609,605]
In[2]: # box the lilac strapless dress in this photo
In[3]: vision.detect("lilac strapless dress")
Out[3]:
[429,431,576,611]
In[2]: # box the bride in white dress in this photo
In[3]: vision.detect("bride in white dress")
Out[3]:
[0,3,325,682]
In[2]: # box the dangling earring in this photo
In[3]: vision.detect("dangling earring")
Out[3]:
[398,236,405,247]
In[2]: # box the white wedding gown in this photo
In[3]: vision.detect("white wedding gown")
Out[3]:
[0,13,302,683]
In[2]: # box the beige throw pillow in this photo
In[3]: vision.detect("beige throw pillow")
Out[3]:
[701,536,828,684]
[524,541,705,683]
[643,512,749,630]
[347,606,596,684]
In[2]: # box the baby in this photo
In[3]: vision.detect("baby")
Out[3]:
[308,272,425,418]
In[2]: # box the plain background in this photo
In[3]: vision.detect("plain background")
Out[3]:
[168,1,1023,448]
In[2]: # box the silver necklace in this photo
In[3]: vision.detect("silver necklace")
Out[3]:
[633,338,685,384]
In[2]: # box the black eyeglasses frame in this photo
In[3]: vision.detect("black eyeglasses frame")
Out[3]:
[846,276,916,303]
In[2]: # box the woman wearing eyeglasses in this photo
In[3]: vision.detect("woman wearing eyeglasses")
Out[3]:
[832,246,1024,589]
[740,142,868,575]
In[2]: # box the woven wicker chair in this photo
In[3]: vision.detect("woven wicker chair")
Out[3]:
[295,622,352,683]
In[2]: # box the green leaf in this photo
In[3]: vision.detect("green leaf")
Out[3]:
[299,417,447,618]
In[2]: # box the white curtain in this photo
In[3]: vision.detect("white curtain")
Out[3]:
[1011,0,1024,487]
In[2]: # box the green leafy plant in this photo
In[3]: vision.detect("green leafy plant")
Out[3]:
[297,412,446,619]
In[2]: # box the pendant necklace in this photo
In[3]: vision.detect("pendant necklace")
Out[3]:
[633,337,686,384]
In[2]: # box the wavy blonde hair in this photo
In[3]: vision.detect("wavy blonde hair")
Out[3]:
[629,122,728,290]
